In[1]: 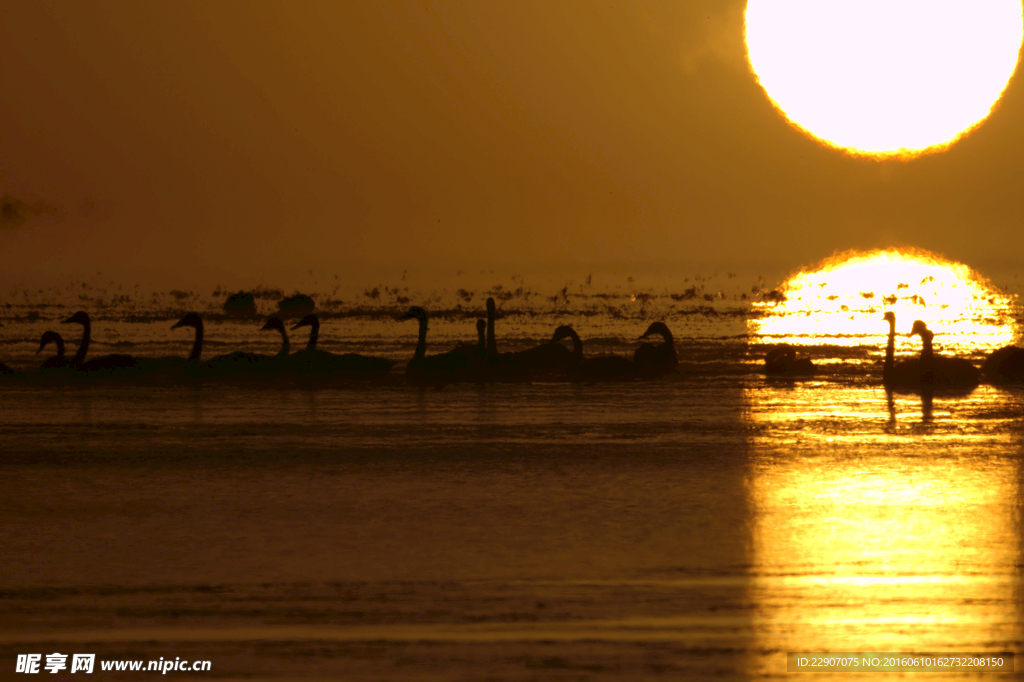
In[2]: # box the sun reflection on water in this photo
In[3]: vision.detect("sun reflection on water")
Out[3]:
[750,249,1019,354]
[747,448,1021,673]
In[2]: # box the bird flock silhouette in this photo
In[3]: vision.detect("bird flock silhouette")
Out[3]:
[1,300,1022,388]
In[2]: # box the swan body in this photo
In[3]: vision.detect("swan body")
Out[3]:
[289,314,393,376]
[511,339,573,373]
[634,322,678,378]
[911,320,979,388]
[884,315,979,390]
[63,311,140,375]
[764,344,815,377]
[551,325,636,381]
[983,345,1024,382]
[401,306,485,382]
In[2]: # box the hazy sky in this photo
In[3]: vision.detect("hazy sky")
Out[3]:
[2,1,1022,290]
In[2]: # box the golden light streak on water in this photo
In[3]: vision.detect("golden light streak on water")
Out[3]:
[749,249,1019,354]
[746,449,1021,676]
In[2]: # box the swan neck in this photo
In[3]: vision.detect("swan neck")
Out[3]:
[415,317,427,360]
[72,319,90,367]
[306,319,319,352]
[189,322,203,362]
[277,328,290,357]
[919,334,933,363]
[486,309,496,357]
[477,326,485,353]
[884,320,895,374]
[54,335,65,359]
[568,330,583,366]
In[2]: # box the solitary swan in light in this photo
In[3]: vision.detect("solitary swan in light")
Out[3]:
[63,311,139,374]
[551,325,636,381]
[911,319,979,389]
[290,314,393,376]
[763,344,814,377]
[37,331,73,372]
[882,311,921,388]
[634,321,678,378]
[400,306,484,381]
[983,345,1024,382]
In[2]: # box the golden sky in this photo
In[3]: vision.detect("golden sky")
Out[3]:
[2,1,1022,289]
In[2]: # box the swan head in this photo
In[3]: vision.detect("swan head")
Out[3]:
[639,321,671,340]
[486,298,496,314]
[171,313,203,330]
[910,320,931,338]
[260,316,286,333]
[765,344,797,363]
[476,319,486,333]
[883,311,896,325]
[400,306,428,322]
[63,311,90,326]
[291,314,318,330]
[551,325,577,344]
[37,331,63,354]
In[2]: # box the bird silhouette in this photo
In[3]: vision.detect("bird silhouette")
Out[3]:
[911,319,979,389]
[763,343,814,377]
[881,312,921,388]
[400,306,485,382]
[551,325,636,380]
[451,319,487,359]
[37,331,73,373]
[62,311,140,374]
[290,314,393,376]
[634,321,678,378]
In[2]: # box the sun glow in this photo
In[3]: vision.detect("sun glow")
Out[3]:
[745,0,1024,157]
[750,249,1019,353]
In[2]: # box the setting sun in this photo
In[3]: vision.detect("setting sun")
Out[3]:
[745,0,1024,157]
[750,249,1019,352]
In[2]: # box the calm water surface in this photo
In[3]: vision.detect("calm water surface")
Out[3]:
[1,287,1023,680]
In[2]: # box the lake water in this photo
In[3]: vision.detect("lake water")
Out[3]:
[1,272,1022,680]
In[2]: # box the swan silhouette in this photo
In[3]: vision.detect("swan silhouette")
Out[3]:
[452,319,487,359]
[882,312,921,387]
[63,311,140,374]
[511,333,573,374]
[37,331,73,372]
[764,344,814,376]
[400,306,485,381]
[634,322,678,378]
[261,316,291,358]
[910,319,979,389]
[982,345,1024,382]
[170,313,205,362]
[289,314,393,376]
[551,325,636,380]
[173,313,270,376]
[480,297,525,378]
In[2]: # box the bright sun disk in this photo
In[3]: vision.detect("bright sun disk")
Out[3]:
[745,0,1024,157]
